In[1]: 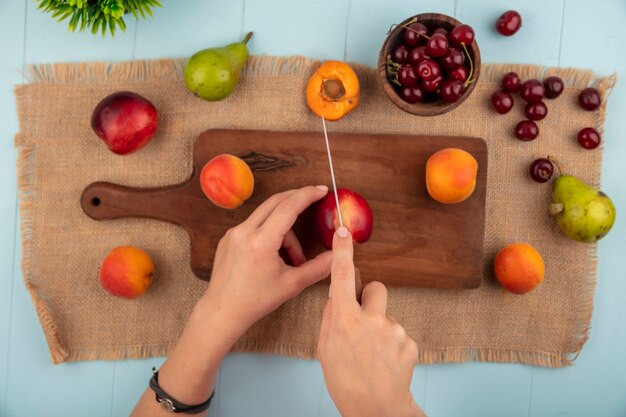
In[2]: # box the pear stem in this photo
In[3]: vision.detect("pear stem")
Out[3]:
[547,155,564,177]
[549,203,564,216]
[242,32,254,44]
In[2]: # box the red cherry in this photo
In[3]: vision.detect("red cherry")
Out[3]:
[417,59,441,81]
[409,46,429,65]
[515,120,539,141]
[449,66,469,82]
[426,34,449,58]
[520,79,545,102]
[501,72,521,92]
[543,76,564,99]
[449,24,475,46]
[491,91,514,114]
[440,79,466,103]
[391,43,410,64]
[577,127,601,149]
[529,158,554,183]
[398,65,418,86]
[400,85,425,104]
[433,27,448,37]
[578,88,601,111]
[440,47,465,70]
[496,10,522,36]
[524,101,548,120]
[404,22,428,46]
[422,75,443,92]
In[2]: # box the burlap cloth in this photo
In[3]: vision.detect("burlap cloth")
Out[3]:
[14,56,616,366]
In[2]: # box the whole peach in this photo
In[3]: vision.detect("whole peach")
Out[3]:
[426,148,478,204]
[494,243,545,294]
[91,91,158,155]
[200,154,254,209]
[99,246,154,299]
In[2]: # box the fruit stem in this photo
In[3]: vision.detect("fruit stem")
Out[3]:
[388,17,431,41]
[388,17,415,34]
[547,155,564,177]
[549,203,564,216]
[385,56,402,86]
[461,43,474,86]
[242,31,254,44]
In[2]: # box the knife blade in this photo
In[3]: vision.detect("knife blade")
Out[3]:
[321,115,344,228]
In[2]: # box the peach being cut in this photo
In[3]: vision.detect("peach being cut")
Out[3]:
[426,148,478,204]
[494,243,545,295]
[99,246,154,299]
[314,188,373,249]
[200,154,254,209]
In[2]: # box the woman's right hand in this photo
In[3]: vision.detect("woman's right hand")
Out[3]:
[317,227,426,417]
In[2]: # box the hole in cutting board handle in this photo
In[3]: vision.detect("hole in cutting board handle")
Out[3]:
[91,197,101,207]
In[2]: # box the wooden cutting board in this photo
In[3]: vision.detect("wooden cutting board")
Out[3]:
[81,129,488,289]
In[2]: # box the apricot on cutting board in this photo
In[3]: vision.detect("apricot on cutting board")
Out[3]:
[494,243,545,294]
[425,147,478,204]
[200,154,254,209]
[99,246,154,299]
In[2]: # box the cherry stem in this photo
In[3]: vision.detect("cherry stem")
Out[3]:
[388,17,431,41]
[547,155,564,177]
[461,43,474,86]
[385,57,402,86]
[242,32,254,44]
[388,17,415,34]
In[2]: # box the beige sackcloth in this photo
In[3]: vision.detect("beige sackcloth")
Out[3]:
[14,56,615,366]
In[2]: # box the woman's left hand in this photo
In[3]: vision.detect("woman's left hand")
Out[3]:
[201,185,333,342]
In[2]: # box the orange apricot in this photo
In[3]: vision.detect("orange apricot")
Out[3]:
[99,246,154,299]
[306,61,360,121]
[494,243,545,295]
[200,154,254,209]
[425,148,478,204]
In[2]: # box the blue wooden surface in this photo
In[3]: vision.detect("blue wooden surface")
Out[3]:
[1,1,625,416]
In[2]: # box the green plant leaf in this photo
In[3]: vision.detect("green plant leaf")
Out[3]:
[68,10,81,31]
[37,0,162,36]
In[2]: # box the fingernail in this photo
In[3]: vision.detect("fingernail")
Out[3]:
[316,185,328,192]
[336,227,349,238]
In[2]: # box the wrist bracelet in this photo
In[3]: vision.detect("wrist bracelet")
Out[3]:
[149,367,214,414]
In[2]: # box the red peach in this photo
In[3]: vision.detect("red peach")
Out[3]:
[314,188,373,249]
[91,91,158,155]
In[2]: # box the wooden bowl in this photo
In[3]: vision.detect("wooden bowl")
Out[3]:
[377,13,481,116]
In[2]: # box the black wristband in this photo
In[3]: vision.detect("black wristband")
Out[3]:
[149,367,214,414]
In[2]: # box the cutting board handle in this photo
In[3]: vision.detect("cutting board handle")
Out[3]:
[80,181,187,225]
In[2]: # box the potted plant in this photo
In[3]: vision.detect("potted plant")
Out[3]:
[36,0,162,36]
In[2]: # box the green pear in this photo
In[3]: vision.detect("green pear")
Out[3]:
[184,32,253,101]
[549,175,616,243]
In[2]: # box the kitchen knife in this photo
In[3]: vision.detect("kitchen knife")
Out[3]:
[321,115,344,228]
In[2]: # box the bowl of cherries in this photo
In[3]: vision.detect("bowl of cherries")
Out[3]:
[378,13,481,116]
